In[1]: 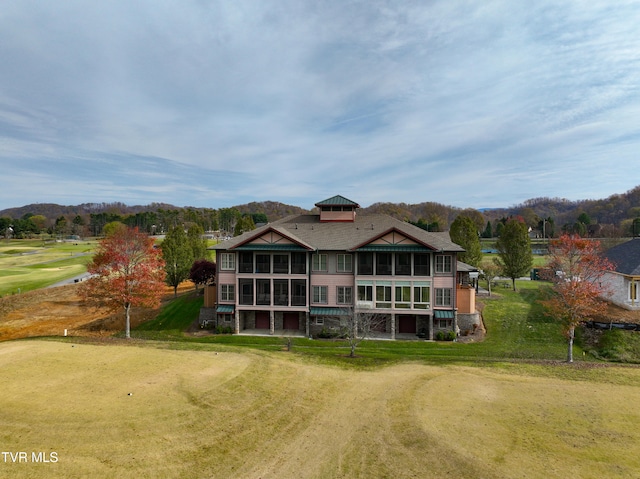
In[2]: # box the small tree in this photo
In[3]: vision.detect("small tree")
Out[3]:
[481,262,501,296]
[103,221,127,237]
[539,234,614,363]
[337,308,387,358]
[161,226,193,297]
[80,227,166,338]
[189,259,217,291]
[495,217,533,290]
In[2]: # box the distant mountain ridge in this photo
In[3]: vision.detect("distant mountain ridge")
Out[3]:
[2,185,639,230]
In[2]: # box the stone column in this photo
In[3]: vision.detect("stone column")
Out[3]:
[235,310,240,335]
[428,314,434,341]
[270,310,275,335]
[305,311,310,338]
[391,313,396,340]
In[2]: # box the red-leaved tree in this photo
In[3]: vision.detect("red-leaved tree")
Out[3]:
[539,234,615,362]
[81,227,166,338]
[189,259,217,291]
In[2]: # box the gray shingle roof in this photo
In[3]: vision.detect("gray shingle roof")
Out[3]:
[213,213,464,252]
[603,238,640,276]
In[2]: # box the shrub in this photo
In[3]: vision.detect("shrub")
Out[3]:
[215,325,233,334]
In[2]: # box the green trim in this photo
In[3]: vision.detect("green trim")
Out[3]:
[354,245,432,252]
[232,244,309,251]
[310,307,349,316]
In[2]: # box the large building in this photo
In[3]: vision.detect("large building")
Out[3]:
[211,195,469,340]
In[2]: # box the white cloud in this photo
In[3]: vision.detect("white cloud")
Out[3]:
[1,0,639,211]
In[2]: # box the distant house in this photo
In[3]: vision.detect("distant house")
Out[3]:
[601,238,640,310]
[210,195,473,340]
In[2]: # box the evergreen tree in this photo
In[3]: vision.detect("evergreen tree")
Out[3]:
[482,221,493,239]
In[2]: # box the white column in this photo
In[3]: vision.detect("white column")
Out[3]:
[270,310,275,335]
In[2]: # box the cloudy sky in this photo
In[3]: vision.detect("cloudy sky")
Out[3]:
[1,1,639,211]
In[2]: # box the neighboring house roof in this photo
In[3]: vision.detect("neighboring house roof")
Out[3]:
[314,195,360,207]
[213,213,464,253]
[457,261,479,272]
[603,238,640,276]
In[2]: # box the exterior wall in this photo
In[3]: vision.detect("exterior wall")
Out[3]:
[319,210,356,222]
[213,247,459,337]
[456,285,475,314]
[204,284,217,308]
[602,271,640,310]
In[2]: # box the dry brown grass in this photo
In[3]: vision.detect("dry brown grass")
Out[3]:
[1,341,640,478]
[0,282,193,341]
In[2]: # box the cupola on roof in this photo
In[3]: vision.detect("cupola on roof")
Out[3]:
[315,195,359,222]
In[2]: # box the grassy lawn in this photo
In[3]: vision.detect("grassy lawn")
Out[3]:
[1,340,639,479]
[0,239,96,296]
[129,280,573,367]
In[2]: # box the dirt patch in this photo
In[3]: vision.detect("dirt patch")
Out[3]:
[597,303,640,324]
[0,282,194,341]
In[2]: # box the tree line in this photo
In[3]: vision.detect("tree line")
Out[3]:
[0,207,270,239]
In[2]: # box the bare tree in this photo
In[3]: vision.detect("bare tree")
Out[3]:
[333,307,388,358]
[481,262,501,296]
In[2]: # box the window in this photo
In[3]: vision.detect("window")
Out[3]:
[395,284,411,309]
[358,284,373,301]
[273,279,288,306]
[291,279,307,306]
[239,279,253,305]
[435,288,452,306]
[291,252,306,274]
[313,286,328,304]
[631,281,638,302]
[414,283,430,309]
[220,284,235,301]
[358,252,373,275]
[435,255,452,274]
[376,253,392,275]
[239,252,253,273]
[273,254,289,274]
[220,253,236,271]
[256,279,270,305]
[337,286,353,304]
[395,253,411,275]
[414,253,430,276]
[312,254,327,271]
[337,254,353,273]
[376,283,392,308]
[315,316,324,325]
[255,254,270,273]
[437,319,450,329]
